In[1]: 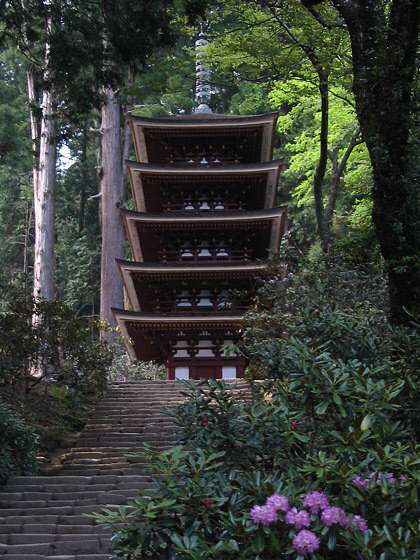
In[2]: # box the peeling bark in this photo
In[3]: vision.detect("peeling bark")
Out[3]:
[33,86,57,302]
[99,87,125,342]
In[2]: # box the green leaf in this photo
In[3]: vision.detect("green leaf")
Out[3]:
[361,413,371,432]
[410,484,418,504]
[252,532,265,554]
[316,400,330,415]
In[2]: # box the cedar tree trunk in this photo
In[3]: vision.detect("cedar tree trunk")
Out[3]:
[33,86,57,302]
[99,87,125,342]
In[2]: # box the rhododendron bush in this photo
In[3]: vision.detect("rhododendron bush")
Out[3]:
[92,263,419,558]
[93,372,418,559]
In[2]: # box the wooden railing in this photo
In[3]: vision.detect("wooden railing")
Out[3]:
[159,248,252,263]
[162,201,246,213]
[153,299,248,313]
[167,154,243,166]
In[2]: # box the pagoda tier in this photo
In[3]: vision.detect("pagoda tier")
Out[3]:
[112,309,246,379]
[126,160,282,213]
[128,112,278,165]
[116,260,267,313]
[121,207,286,263]
[113,111,285,379]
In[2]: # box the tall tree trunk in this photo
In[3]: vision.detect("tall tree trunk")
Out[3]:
[78,123,88,234]
[23,198,32,294]
[27,65,39,200]
[313,69,331,253]
[331,0,420,323]
[33,86,57,302]
[99,87,125,342]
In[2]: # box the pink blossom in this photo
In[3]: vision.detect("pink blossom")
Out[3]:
[303,491,329,514]
[250,504,278,526]
[291,423,298,431]
[292,529,320,555]
[204,499,212,508]
[353,471,396,490]
[285,507,311,529]
[266,494,290,512]
[348,515,368,534]
[321,506,347,527]
[352,476,370,491]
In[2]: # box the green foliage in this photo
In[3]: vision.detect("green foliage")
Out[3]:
[107,355,166,381]
[0,281,113,399]
[0,400,39,483]
[92,254,418,559]
[0,48,34,278]
[94,373,418,559]
[269,79,367,205]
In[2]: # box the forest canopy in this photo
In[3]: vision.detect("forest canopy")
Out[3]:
[0,0,418,323]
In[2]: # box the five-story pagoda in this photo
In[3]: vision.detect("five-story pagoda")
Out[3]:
[113,32,286,380]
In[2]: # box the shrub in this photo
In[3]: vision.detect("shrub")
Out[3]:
[93,376,418,559]
[92,256,418,559]
[107,355,166,381]
[0,400,39,483]
[0,281,116,455]
[0,292,114,399]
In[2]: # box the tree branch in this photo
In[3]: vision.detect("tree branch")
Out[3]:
[325,126,361,224]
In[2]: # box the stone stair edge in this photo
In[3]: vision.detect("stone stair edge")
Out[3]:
[0,379,251,558]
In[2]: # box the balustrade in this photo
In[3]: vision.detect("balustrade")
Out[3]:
[162,201,246,213]
[153,298,248,313]
[159,248,252,262]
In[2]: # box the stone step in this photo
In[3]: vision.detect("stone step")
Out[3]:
[64,447,170,458]
[0,537,111,556]
[0,379,252,558]
[1,478,148,491]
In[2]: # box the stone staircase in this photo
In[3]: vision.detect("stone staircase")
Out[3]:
[0,379,251,559]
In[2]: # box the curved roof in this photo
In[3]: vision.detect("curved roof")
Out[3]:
[121,207,287,262]
[128,112,278,164]
[125,160,283,212]
[116,259,268,312]
[113,307,244,362]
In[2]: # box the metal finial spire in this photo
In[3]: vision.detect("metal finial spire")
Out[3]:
[195,26,212,114]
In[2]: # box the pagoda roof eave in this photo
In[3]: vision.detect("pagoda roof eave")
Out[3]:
[113,308,245,363]
[113,309,244,321]
[116,259,268,273]
[117,260,268,312]
[122,207,287,262]
[126,160,283,212]
[128,111,278,163]
[121,206,286,224]
[125,159,283,174]
[128,112,279,127]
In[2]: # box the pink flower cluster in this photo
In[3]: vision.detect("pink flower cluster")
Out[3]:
[249,490,368,556]
[285,507,311,529]
[303,490,329,513]
[249,504,278,526]
[352,471,399,491]
[266,493,290,512]
[293,529,320,555]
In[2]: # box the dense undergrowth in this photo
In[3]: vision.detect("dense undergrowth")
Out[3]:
[0,279,114,479]
[92,254,419,559]
[0,277,167,481]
